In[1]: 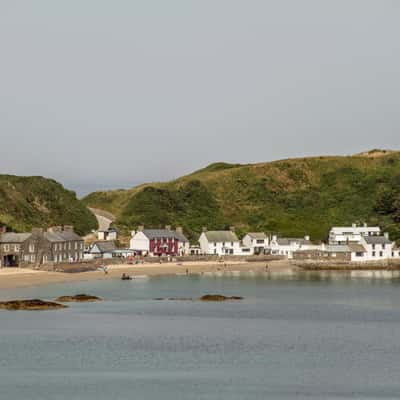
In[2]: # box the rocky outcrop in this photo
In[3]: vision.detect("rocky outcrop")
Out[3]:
[153,295,244,302]
[199,294,243,301]
[0,299,67,311]
[55,294,102,302]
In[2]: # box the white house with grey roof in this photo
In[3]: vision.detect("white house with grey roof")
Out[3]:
[268,235,314,259]
[199,229,248,256]
[242,233,269,255]
[359,234,396,261]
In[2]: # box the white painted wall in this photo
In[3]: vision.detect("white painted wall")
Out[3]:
[329,225,381,245]
[359,238,394,261]
[199,233,242,256]
[130,231,150,252]
[242,235,268,249]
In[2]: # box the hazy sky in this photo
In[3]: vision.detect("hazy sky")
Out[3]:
[1,0,399,190]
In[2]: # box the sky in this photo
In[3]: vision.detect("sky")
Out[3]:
[1,0,399,194]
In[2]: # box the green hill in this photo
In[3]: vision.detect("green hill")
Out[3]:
[0,175,98,235]
[82,150,400,242]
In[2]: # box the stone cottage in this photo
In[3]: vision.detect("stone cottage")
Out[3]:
[0,226,84,267]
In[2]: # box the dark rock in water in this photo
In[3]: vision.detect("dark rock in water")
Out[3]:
[55,294,102,302]
[153,295,243,302]
[0,299,67,311]
[168,297,193,301]
[199,294,244,302]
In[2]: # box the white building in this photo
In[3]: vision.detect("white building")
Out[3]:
[358,234,395,261]
[97,228,118,241]
[329,223,381,245]
[242,233,269,255]
[269,235,313,259]
[199,230,249,256]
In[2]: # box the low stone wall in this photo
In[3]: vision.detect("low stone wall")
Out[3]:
[295,259,400,270]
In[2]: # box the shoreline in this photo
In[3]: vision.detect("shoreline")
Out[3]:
[0,260,288,290]
[2,260,400,291]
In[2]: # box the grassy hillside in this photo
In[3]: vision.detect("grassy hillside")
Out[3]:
[83,150,400,242]
[0,175,98,235]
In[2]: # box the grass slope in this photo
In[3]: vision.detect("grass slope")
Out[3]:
[0,175,98,235]
[83,151,400,242]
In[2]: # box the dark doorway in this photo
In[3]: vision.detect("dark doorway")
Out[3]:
[3,255,19,267]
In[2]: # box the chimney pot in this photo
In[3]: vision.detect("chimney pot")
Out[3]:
[138,225,144,232]
[202,227,207,232]
[32,228,44,235]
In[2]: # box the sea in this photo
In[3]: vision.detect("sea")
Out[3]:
[1,272,400,400]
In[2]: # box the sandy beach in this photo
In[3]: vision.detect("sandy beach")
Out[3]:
[0,260,294,290]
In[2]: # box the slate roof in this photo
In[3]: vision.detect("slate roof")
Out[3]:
[91,241,117,253]
[0,233,32,243]
[276,238,311,246]
[203,231,239,243]
[44,231,83,242]
[142,229,189,242]
[324,245,352,253]
[348,243,367,253]
[363,236,392,245]
[246,232,267,239]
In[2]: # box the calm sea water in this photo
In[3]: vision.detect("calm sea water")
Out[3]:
[1,273,400,400]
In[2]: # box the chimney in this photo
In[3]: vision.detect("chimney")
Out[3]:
[0,226,6,234]
[165,225,171,231]
[32,228,44,236]
[352,223,357,229]
[272,235,277,242]
[131,230,136,237]
[364,222,368,228]
[202,227,207,232]
[229,226,235,232]
[138,225,144,232]
[384,232,389,239]
[304,235,310,241]
[64,225,74,232]
[48,226,62,233]
[176,226,183,234]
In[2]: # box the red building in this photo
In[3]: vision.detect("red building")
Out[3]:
[130,227,189,256]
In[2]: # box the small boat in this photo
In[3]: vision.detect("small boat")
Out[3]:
[121,273,132,281]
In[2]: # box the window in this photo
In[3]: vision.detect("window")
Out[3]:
[256,240,264,244]
[382,244,386,250]
[231,242,234,246]
[4,244,9,252]
[14,244,20,251]
[29,244,35,253]
[372,244,375,250]
[356,252,363,257]
[372,251,376,257]
[379,251,383,257]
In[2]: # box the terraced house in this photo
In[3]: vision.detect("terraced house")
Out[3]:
[0,226,84,267]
